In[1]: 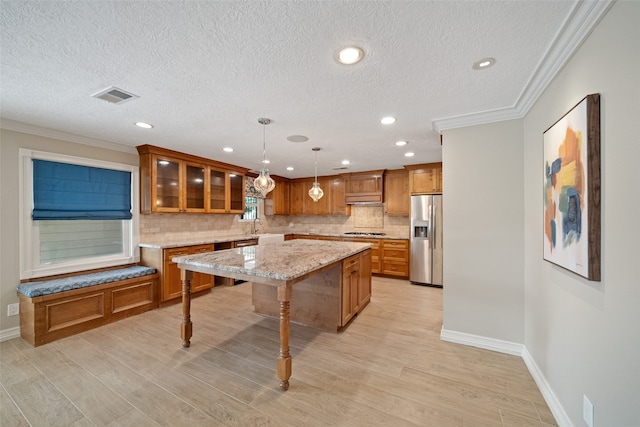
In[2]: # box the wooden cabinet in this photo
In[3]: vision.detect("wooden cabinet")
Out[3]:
[141,244,214,303]
[382,239,409,278]
[288,180,307,215]
[304,177,332,215]
[137,145,249,214]
[289,178,341,216]
[406,162,442,195]
[208,168,245,213]
[342,254,360,325]
[348,238,381,274]
[329,176,350,215]
[341,249,372,326]
[384,169,410,216]
[141,153,206,213]
[344,170,385,203]
[265,180,290,215]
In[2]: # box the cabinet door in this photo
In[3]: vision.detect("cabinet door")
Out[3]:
[228,173,245,213]
[208,169,227,212]
[384,170,410,215]
[162,247,189,301]
[304,178,331,215]
[289,181,306,215]
[341,257,359,326]
[358,250,372,307]
[329,177,349,215]
[184,163,206,212]
[189,244,215,292]
[153,155,182,213]
[408,163,442,195]
[266,181,289,215]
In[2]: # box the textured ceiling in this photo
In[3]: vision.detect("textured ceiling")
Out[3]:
[0,1,604,178]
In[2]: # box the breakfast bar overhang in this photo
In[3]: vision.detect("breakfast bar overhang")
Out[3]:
[173,239,372,390]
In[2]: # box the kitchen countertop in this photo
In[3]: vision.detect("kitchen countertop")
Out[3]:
[139,232,407,249]
[139,233,259,249]
[294,232,408,240]
[172,239,371,283]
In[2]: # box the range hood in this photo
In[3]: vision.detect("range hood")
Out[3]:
[344,170,385,204]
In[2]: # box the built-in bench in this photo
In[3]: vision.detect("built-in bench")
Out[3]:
[17,265,159,346]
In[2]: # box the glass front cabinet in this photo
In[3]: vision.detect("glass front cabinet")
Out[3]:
[137,145,248,214]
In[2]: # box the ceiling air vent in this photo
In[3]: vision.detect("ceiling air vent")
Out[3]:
[91,86,138,104]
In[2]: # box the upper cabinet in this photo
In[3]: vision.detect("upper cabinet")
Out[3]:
[208,168,245,214]
[137,145,249,214]
[405,162,443,195]
[283,177,350,216]
[344,170,385,203]
[265,179,290,215]
[384,169,410,216]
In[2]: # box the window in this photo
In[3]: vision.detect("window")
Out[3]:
[19,149,139,279]
[241,196,260,220]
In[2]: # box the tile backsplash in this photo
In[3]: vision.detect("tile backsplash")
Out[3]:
[139,204,409,242]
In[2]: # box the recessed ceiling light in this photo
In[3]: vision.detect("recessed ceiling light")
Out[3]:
[404,152,415,157]
[395,140,408,146]
[381,116,396,125]
[336,46,364,65]
[287,135,309,142]
[341,160,350,165]
[472,57,496,70]
[135,122,153,129]
[223,147,234,152]
[286,166,294,171]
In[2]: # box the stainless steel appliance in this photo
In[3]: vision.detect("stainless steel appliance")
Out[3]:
[410,195,443,287]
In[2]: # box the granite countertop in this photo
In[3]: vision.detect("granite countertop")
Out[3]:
[173,239,371,283]
[295,232,408,240]
[139,232,407,250]
[139,233,258,249]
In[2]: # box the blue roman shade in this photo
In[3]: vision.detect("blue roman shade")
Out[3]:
[32,159,132,220]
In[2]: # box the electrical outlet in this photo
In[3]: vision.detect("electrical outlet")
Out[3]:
[583,395,594,427]
[7,303,19,316]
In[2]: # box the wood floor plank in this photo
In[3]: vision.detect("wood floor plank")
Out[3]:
[2,277,556,427]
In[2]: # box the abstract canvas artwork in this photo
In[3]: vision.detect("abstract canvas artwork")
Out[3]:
[543,94,601,281]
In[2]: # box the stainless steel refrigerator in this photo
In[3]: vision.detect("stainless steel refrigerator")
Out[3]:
[410,194,443,287]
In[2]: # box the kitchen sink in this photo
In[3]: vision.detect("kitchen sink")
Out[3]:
[257,233,285,245]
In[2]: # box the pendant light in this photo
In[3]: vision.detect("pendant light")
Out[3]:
[253,118,276,197]
[308,147,324,202]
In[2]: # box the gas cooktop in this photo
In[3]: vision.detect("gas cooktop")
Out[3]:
[343,232,387,236]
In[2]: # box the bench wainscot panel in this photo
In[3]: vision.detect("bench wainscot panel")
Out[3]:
[17,266,159,346]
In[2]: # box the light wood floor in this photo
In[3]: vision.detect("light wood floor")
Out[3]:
[1,277,556,427]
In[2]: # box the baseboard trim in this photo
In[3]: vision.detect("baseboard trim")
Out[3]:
[521,347,573,427]
[440,328,573,427]
[440,327,524,356]
[0,327,21,342]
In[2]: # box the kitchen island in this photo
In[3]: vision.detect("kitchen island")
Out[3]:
[173,239,372,390]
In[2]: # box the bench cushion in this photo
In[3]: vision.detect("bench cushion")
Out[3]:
[18,266,157,298]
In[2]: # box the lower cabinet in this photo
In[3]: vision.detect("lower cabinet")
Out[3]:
[141,244,215,303]
[381,239,409,277]
[341,249,372,326]
[292,235,407,279]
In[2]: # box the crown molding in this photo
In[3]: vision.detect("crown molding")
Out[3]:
[0,118,137,154]
[433,0,615,134]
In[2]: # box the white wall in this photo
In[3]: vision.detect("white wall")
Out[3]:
[443,2,639,425]
[523,1,640,425]
[442,119,524,343]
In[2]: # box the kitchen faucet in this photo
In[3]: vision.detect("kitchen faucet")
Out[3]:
[251,217,262,235]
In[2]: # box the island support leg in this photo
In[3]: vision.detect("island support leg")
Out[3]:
[277,285,292,390]
[181,269,193,348]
